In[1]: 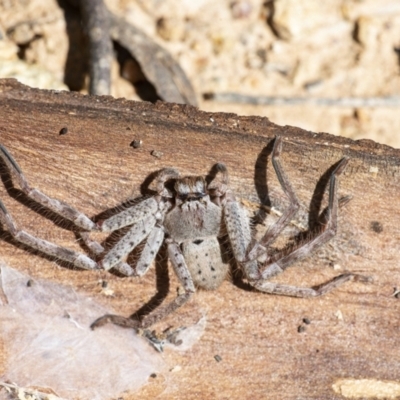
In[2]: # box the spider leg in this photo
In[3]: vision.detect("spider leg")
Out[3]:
[212,141,300,278]
[98,197,159,232]
[249,157,369,297]
[141,240,195,328]
[207,163,229,204]
[135,225,165,276]
[251,273,370,297]
[99,215,157,270]
[0,144,96,231]
[100,225,165,277]
[95,169,178,274]
[261,157,348,275]
[0,145,107,255]
[79,231,105,255]
[0,200,98,270]
[90,313,141,330]
[91,240,195,330]
[99,189,173,272]
[150,168,180,197]
[248,136,300,261]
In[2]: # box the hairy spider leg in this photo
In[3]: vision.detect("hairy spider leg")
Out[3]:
[91,239,196,330]
[0,147,178,276]
[249,156,368,296]
[0,144,96,231]
[247,136,301,261]
[0,200,98,270]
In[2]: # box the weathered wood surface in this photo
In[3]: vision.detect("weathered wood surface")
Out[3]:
[0,79,399,399]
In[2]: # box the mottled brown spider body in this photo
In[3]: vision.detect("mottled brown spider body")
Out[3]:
[0,137,367,331]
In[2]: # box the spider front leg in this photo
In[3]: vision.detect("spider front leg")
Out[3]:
[249,156,368,297]
[91,239,195,330]
[0,144,104,269]
[212,136,301,272]
[247,136,300,261]
[0,144,96,231]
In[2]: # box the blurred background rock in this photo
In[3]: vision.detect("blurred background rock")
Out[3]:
[1,0,399,147]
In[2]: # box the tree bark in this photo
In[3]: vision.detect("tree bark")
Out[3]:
[0,79,399,399]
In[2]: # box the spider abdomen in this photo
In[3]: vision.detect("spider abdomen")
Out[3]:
[182,237,229,290]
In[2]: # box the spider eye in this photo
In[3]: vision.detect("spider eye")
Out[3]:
[177,192,206,201]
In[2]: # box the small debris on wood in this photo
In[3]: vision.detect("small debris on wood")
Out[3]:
[102,287,114,296]
[59,127,68,135]
[392,287,400,298]
[370,221,383,233]
[130,139,143,149]
[151,150,163,159]
[335,310,344,321]
[139,326,186,352]
[170,365,182,373]
[297,325,306,333]
[99,279,114,296]
[214,354,222,362]
[298,317,311,333]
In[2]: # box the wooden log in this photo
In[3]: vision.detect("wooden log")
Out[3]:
[0,79,399,399]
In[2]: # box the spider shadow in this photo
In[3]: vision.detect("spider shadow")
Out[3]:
[0,156,145,272]
[297,157,347,241]
[0,157,174,321]
[0,159,83,233]
[224,140,275,292]
[229,140,346,290]
[0,158,95,271]
[254,139,345,238]
[128,244,170,322]
[88,169,175,322]
[254,139,275,210]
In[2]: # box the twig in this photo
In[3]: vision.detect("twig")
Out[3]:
[66,0,196,103]
[108,11,197,106]
[79,0,112,95]
[205,92,400,108]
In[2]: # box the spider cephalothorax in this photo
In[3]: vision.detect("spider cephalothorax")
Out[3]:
[0,137,367,331]
[174,176,207,202]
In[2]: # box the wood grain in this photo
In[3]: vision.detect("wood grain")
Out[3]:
[0,79,399,399]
